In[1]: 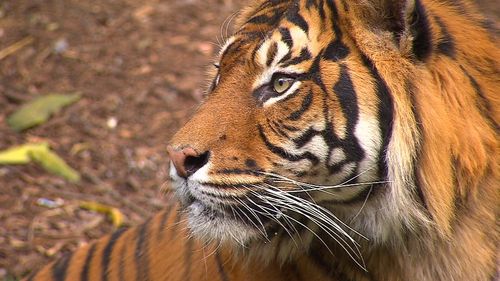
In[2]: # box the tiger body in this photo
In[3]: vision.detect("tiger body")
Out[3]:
[28,0,498,280]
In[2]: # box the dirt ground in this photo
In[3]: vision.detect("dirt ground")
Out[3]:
[0,0,497,279]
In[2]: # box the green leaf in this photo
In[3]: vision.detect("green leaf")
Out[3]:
[29,147,80,183]
[7,93,81,132]
[0,142,80,182]
[0,143,49,164]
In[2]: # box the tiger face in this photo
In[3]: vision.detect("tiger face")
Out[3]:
[167,0,498,267]
[168,0,395,261]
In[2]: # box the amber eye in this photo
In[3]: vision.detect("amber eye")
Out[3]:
[272,75,295,94]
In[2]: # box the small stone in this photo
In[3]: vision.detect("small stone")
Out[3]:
[36,197,64,209]
[53,38,69,54]
[106,117,118,129]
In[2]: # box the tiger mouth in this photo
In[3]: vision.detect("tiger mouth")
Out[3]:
[180,184,279,229]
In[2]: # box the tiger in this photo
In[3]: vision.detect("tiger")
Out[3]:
[26,0,499,280]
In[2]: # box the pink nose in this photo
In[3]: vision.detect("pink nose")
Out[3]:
[167,146,210,178]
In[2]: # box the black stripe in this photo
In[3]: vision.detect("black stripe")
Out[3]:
[216,168,260,175]
[282,124,301,132]
[81,244,97,281]
[52,252,73,281]
[326,159,347,175]
[359,54,394,180]
[118,242,127,281]
[411,0,433,61]
[215,251,230,281]
[266,42,278,66]
[271,120,291,138]
[339,0,349,11]
[183,238,194,281]
[406,80,427,211]
[288,90,313,120]
[266,119,286,138]
[157,203,175,240]
[460,65,498,130]
[292,127,321,148]
[282,47,312,67]
[247,8,283,27]
[279,27,293,48]
[333,64,358,131]
[322,39,350,61]
[251,40,265,67]
[305,0,316,9]
[252,0,289,16]
[258,125,319,164]
[135,220,151,281]
[332,64,365,165]
[308,240,370,281]
[101,227,128,281]
[434,16,456,58]
[325,0,342,36]
[286,3,309,33]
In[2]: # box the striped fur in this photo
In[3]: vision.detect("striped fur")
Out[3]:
[28,0,498,280]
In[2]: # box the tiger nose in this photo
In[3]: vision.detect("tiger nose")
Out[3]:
[167,146,210,178]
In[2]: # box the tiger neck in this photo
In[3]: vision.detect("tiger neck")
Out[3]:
[289,174,498,281]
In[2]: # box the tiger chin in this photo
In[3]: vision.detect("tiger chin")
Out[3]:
[27,0,498,280]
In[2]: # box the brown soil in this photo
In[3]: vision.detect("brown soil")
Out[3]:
[0,0,497,279]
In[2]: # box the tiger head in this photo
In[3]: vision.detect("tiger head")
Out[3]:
[167,0,498,266]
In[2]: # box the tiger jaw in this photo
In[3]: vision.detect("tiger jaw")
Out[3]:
[169,157,376,248]
[170,178,271,246]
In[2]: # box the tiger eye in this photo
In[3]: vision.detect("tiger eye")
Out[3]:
[272,76,294,94]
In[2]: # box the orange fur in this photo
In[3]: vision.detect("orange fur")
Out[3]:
[27,0,498,280]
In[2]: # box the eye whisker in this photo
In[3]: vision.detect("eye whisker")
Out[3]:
[224,11,239,43]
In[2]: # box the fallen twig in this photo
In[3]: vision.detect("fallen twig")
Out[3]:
[0,36,34,60]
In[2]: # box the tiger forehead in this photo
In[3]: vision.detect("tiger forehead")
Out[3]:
[218,2,341,70]
[254,25,312,67]
[216,27,316,75]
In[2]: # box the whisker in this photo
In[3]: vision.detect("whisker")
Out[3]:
[256,164,388,193]
[253,183,368,267]
[260,193,366,270]
[350,185,374,223]
[224,11,239,42]
[232,197,270,241]
[243,188,301,246]
[258,184,367,240]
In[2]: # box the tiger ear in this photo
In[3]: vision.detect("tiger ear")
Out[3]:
[348,0,432,60]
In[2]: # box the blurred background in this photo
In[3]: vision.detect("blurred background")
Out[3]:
[0,0,497,279]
